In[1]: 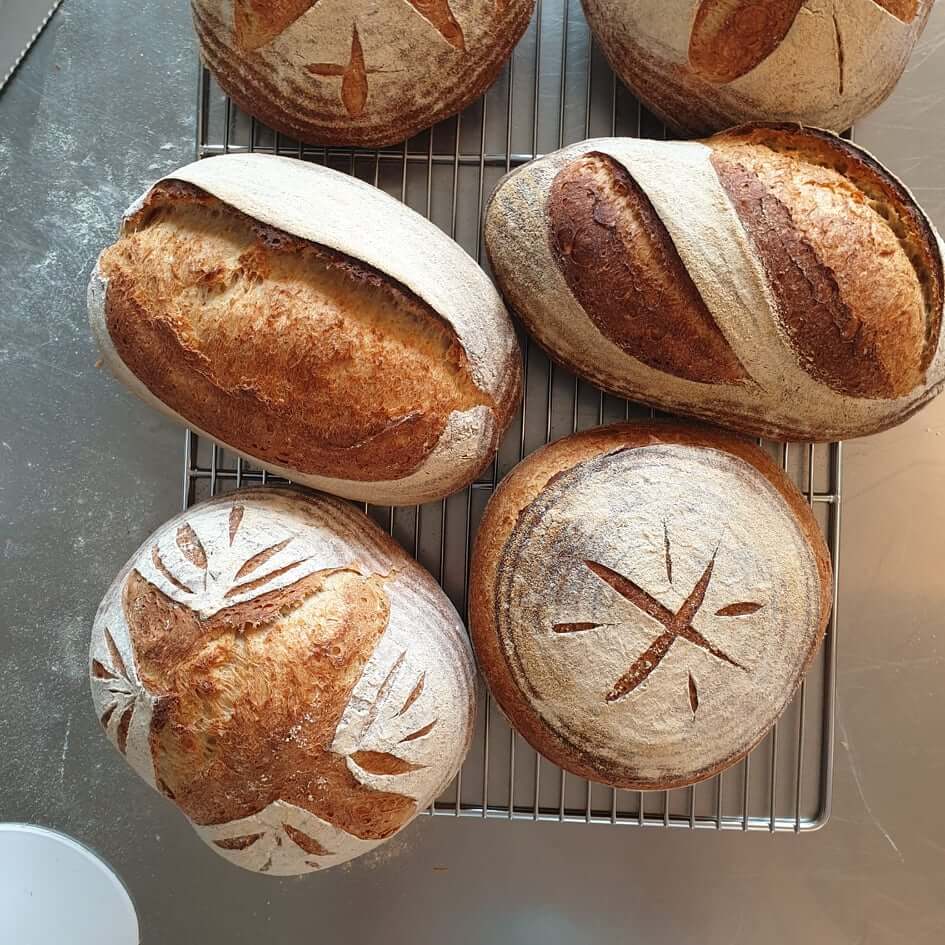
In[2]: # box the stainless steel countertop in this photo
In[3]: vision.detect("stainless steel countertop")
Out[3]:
[1,2,943,942]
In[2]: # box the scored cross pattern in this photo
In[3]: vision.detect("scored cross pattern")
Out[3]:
[234,0,466,117]
[554,532,762,713]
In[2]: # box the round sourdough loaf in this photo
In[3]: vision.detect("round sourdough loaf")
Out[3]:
[89,153,521,505]
[89,488,476,875]
[484,124,945,441]
[191,0,535,147]
[469,423,832,790]
[582,0,933,135]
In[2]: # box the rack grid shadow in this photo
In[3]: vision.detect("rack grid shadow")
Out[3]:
[189,0,840,832]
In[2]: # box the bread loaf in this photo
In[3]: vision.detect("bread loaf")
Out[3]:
[191,0,535,147]
[469,423,832,790]
[90,487,476,874]
[89,153,521,505]
[582,0,933,135]
[484,124,945,441]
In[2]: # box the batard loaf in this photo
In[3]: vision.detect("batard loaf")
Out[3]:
[89,153,522,505]
[484,124,945,441]
[469,423,832,790]
[191,0,535,147]
[89,487,476,875]
[582,0,934,135]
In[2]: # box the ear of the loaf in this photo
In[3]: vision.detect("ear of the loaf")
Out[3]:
[93,155,522,502]
[90,488,477,874]
[708,125,943,400]
[547,151,747,385]
[99,179,488,484]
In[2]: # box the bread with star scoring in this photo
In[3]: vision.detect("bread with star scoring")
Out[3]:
[469,422,831,790]
[89,487,476,874]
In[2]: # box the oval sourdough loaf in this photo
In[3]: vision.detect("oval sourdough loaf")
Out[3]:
[582,0,933,135]
[469,423,832,790]
[89,153,521,505]
[191,0,535,147]
[484,124,945,441]
[89,487,476,875]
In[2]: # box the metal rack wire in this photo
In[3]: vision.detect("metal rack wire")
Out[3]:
[189,0,840,831]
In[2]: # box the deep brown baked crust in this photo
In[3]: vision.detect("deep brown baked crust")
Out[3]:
[484,125,945,441]
[90,487,478,873]
[99,180,497,484]
[548,152,747,385]
[709,124,942,399]
[688,0,805,84]
[469,422,833,790]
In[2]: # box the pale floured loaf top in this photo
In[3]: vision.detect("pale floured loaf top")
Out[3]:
[469,423,832,790]
[89,488,476,874]
[581,0,933,134]
[191,0,535,147]
[484,126,945,441]
[89,154,522,505]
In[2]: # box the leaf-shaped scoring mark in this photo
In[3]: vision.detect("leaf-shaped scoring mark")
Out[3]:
[93,626,138,742]
[406,0,465,50]
[715,602,763,617]
[688,672,699,715]
[396,672,425,716]
[350,751,427,775]
[228,505,244,545]
[284,824,334,857]
[553,622,603,634]
[116,706,134,754]
[103,626,128,678]
[176,523,207,570]
[688,0,805,84]
[235,537,293,580]
[400,720,437,742]
[214,833,263,851]
[307,26,374,118]
[151,545,193,595]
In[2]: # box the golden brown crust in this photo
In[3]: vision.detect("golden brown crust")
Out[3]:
[688,0,805,83]
[99,180,492,484]
[192,0,535,148]
[469,422,832,791]
[124,559,417,838]
[710,124,942,398]
[548,152,747,385]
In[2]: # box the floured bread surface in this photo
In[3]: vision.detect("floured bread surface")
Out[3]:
[91,155,522,504]
[581,0,933,135]
[89,488,476,874]
[99,181,487,482]
[484,127,945,441]
[192,0,535,147]
[469,423,832,790]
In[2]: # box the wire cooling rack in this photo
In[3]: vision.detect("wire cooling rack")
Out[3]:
[189,0,841,831]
